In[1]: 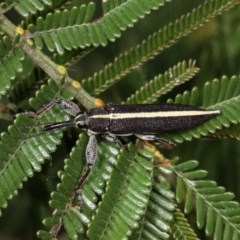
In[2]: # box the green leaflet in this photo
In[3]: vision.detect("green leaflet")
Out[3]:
[172,208,199,240]
[40,134,89,239]
[132,177,175,240]
[88,142,154,240]
[102,0,129,14]
[0,79,71,215]
[39,140,164,240]
[38,137,120,239]
[125,60,199,104]
[30,0,168,54]
[13,0,52,17]
[82,0,238,95]
[167,160,240,240]
[0,34,27,95]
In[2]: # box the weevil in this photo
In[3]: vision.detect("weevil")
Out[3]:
[24,99,221,167]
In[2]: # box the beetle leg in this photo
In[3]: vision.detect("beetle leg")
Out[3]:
[75,134,97,206]
[104,133,124,147]
[135,134,175,149]
[154,136,176,149]
[135,134,157,141]
[23,99,80,118]
[86,134,97,167]
[59,99,81,116]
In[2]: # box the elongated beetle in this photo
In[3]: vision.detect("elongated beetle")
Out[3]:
[24,99,221,167]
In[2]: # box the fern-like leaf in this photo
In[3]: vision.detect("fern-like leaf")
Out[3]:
[102,0,128,14]
[164,160,240,239]
[172,208,199,240]
[0,35,26,96]
[39,140,156,239]
[30,0,168,54]
[82,0,239,95]
[39,137,121,239]
[87,142,154,239]
[79,141,119,217]
[38,133,89,239]
[0,80,72,215]
[8,63,40,101]
[29,3,96,53]
[13,0,52,17]
[214,123,240,140]
[164,75,240,142]
[125,60,199,104]
[132,178,175,240]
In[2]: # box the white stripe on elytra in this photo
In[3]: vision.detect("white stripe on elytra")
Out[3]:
[89,110,220,119]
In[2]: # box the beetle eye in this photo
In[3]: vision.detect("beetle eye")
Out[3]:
[75,114,86,127]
